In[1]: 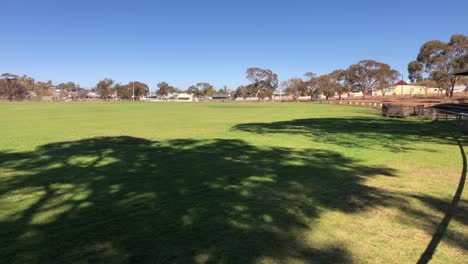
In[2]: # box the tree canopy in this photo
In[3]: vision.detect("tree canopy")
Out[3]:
[234,68,278,100]
[96,79,115,99]
[408,34,468,97]
[156,82,178,97]
[282,78,308,102]
[196,82,216,97]
[0,73,27,101]
[345,60,399,99]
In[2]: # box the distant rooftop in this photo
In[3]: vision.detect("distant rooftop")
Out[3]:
[395,80,409,86]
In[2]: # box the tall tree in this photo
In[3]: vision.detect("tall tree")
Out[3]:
[114,83,132,99]
[95,79,114,99]
[186,85,203,98]
[246,67,278,100]
[282,78,308,102]
[234,85,251,100]
[314,74,341,100]
[156,82,169,96]
[329,70,350,100]
[376,69,400,96]
[304,72,318,100]
[128,81,149,99]
[156,82,176,97]
[411,34,468,97]
[0,73,27,101]
[196,82,216,97]
[345,60,398,99]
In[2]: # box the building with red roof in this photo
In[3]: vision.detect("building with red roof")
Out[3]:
[388,80,440,96]
[394,80,408,86]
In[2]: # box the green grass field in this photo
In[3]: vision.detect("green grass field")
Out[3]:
[0,102,466,263]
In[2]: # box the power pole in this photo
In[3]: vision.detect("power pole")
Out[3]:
[132,82,135,102]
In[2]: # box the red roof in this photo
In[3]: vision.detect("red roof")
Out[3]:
[395,80,408,86]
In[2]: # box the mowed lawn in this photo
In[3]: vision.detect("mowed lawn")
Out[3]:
[0,102,466,264]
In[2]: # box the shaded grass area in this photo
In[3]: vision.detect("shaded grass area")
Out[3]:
[0,137,396,263]
[233,116,468,262]
[417,135,467,264]
[0,102,466,263]
[233,117,459,152]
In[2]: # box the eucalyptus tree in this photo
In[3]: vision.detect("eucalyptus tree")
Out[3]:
[234,85,250,100]
[282,78,308,102]
[95,79,115,99]
[246,67,278,100]
[129,81,149,99]
[408,34,468,97]
[0,73,27,101]
[314,74,340,100]
[345,60,399,99]
[196,82,216,97]
[156,82,177,97]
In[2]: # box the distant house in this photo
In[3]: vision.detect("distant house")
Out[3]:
[386,80,440,95]
[212,94,230,100]
[176,93,193,101]
[86,92,99,98]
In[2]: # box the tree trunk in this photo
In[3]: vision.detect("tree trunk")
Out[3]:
[449,82,455,98]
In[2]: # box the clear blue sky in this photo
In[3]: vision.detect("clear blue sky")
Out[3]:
[1,0,467,90]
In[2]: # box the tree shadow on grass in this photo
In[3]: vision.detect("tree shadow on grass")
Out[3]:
[234,117,468,261]
[415,135,467,263]
[0,137,397,263]
[232,118,460,152]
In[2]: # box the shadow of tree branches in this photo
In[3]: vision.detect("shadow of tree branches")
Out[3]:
[232,118,459,152]
[234,117,468,262]
[0,137,397,263]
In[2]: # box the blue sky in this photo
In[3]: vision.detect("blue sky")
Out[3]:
[1,0,467,90]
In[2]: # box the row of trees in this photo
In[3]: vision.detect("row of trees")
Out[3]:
[0,73,231,101]
[234,34,467,101]
[237,61,400,101]
[0,73,87,101]
[408,34,468,97]
[235,68,279,100]
[154,81,231,99]
[94,79,149,100]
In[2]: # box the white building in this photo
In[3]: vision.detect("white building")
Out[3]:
[176,93,193,101]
